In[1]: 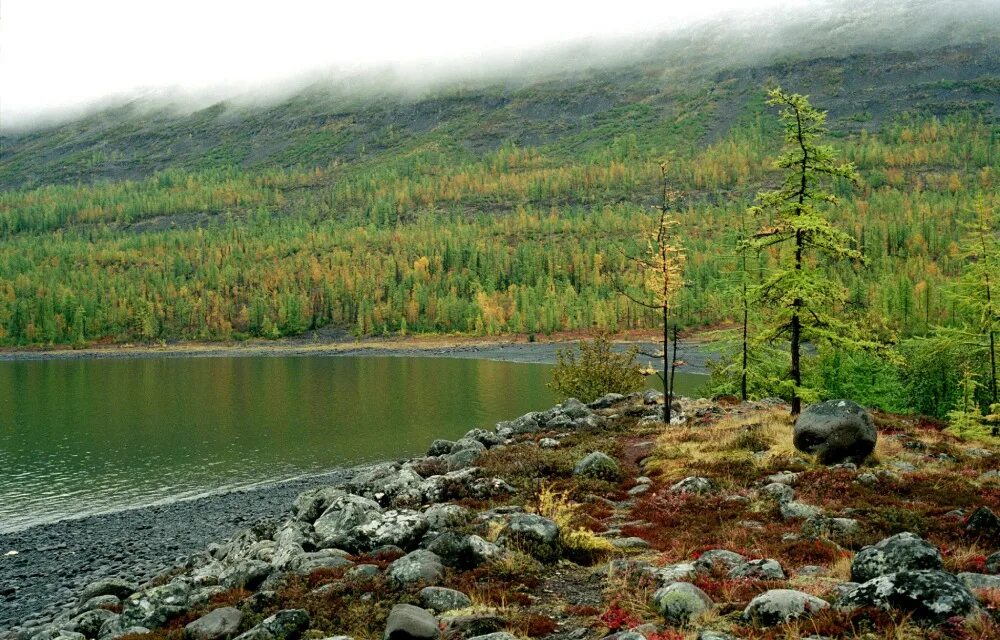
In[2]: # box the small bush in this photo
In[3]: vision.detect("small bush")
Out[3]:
[548,336,647,403]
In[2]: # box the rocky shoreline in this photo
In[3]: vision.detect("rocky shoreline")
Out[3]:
[5,394,999,640]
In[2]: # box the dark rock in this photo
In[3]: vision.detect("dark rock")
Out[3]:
[185,607,244,640]
[588,393,625,409]
[965,507,1000,543]
[383,604,438,640]
[291,487,345,524]
[728,558,786,580]
[427,440,456,457]
[839,570,979,623]
[220,559,272,590]
[850,532,943,583]
[957,572,1000,590]
[743,589,829,626]
[426,532,501,569]
[670,476,715,495]
[694,550,746,574]
[78,579,137,604]
[986,551,1000,574]
[70,608,117,638]
[793,399,876,464]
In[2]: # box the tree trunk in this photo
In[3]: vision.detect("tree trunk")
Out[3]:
[663,302,671,423]
[742,280,749,402]
[791,230,804,416]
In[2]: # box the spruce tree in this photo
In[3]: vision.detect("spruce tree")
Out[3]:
[746,88,867,415]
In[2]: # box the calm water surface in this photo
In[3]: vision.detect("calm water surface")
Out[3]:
[0,355,704,533]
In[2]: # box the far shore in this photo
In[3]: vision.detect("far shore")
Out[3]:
[0,331,717,374]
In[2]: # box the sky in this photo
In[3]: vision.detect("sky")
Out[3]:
[0,0,795,127]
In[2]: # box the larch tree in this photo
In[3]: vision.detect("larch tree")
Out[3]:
[616,162,686,423]
[746,88,868,416]
[964,201,999,406]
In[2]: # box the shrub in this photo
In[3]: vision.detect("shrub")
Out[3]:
[531,485,616,563]
[548,336,646,403]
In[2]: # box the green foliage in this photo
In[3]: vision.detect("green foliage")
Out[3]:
[548,336,646,403]
[946,369,988,440]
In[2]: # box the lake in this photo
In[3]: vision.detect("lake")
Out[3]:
[0,354,706,532]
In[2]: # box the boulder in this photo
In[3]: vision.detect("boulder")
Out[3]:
[220,559,272,590]
[651,582,713,625]
[793,399,876,464]
[573,452,621,480]
[313,494,383,548]
[761,483,795,503]
[119,580,193,629]
[780,501,822,521]
[185,607,243,640]
[503,514,561,562]
[233,609,309,640]
[383,604,438,640]
[462,429,504,448]
[423,503,470,530]
[466,634,518,640]
[69,608,117,638]
[957,572,1000,591]
[652,562,698,586]
[839,570,979,623]
[439,615,505,638]
[694,550,746,574]
[802,516,860,540]
[496,412,543,435]
[348,465,425,508]
[670,477,715,495]
[965,506,1000,543]
[850,532,943,583]
[986,551,1000,574]
[387,550,445,586]
[427,439,456,457]
[419,586,472,613]
[291,487,346,523]
[76,594,120,614]
[292,549,354,574]
[728,558,786,580]
[742,589,829,626]
[78,578,138,604]
[426,532,501,569]
[446,448,482,471]
[344,509,429,553]
[588,393,625,409]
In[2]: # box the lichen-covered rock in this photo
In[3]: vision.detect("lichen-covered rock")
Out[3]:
[313,494,382,548]
[588,393,625,409]
[802,516,860,540]
[439,615,506,638]
[496,411,543,435]
[780,501,822,521]
[446,447,483,471]
[653,562,698,585]
[502,514,561,562]
[418,586,471,613]
[220,559,272,590]
[761,482,795,503]
[423,503,470,530]
[291,487,345,523]
[839,570,979,623]
[670,476,715,495]
[344,509,428,553]
[383,603,438,640]
[850,532,943,583]
[426,532,501,569]
[185,607,243,640]
[651,582,713,625]
[427,439,456,457]
[743,589,829,626]
[465,634,518,640]
[694,549,746,574]
[462,429,505,448]
[387,550,445,586]
[793,399,876,464]
[348,465,425,507]
[728,558,786,580]
[233,609,310,640]
[291,549,354,574]
[69,608,117,638]
[573,451,620,480]
[119,579,194,629]
[957,572,1000,591]
[986,551,1000,574]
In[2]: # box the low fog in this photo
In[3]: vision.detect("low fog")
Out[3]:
[2,0,999,132]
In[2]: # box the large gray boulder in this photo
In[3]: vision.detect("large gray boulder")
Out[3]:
[313,494,382,548]
[651,582,713,625]
[185,607,244,640]
[839,570,979,623]
[987,551,1000,574]
[793,399,876,464]
[743,589,829,626]
[958,572,1000,590]
[291,487,346,523]
[220,559,272,590]
[573,452,620,480]
[503,514,561,562]
[69,608,118,638]
[851,532,943,583]
[966,506,1000,543]
[423,504,470,530]
[693,550,746,574]
[119,579,194,629]
[728,558,786,580]
[387,550,445,586]
[341,509,428,553]
[383,604,438,640]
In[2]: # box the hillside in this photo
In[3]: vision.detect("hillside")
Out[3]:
[0,37,998,362]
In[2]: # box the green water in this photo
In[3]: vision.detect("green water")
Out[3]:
[0,355,705,532]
